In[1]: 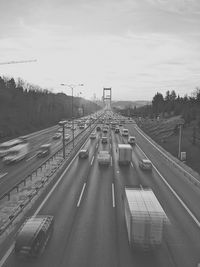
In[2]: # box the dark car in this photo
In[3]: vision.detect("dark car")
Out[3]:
[37,144,51,158]
[79,149,89,159]
[15,215,54,258]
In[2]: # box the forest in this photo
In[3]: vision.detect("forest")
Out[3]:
[0,76,100,141]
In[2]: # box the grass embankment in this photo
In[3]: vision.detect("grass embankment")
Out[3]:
[139,116,200,175]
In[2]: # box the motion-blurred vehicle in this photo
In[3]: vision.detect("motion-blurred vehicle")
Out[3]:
[36,144,51,158]
[52,133,62,140]
[3,143,29,164]
[139,159,152,171]
[15,215,54,258]
[0,139,26,158]
[79,149,89,159]
[64,134,70,141]
[118,144,132,165]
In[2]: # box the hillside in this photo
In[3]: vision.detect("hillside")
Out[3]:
[138,116,200,174]
[112,100,150,109]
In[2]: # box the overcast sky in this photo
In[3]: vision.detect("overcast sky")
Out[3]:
[0,0,200,101]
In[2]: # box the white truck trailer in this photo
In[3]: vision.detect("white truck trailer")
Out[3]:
[97,151,111,166]
[118,144,132,165]
[124,188,167,249]
[3,143,29,164]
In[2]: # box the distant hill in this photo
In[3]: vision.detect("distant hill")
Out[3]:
[112,100,150,109]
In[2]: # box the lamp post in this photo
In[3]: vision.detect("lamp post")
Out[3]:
[60,83,84,148]
[58,120,67,159]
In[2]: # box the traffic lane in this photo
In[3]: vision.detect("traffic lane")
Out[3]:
[111,133,176,267]
[60,151,118,267]
[0,127,86,196]
[110,133,137,267]
[128,125,200,226]
[127,146,199,267]
[2,135,99,267]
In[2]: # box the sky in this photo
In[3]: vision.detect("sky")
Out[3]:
[0,0,200,101]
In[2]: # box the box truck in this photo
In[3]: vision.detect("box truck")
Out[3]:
[124,188,167,249]
[118,144,132,165]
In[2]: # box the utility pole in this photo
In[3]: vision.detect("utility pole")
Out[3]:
[178,123,183,159]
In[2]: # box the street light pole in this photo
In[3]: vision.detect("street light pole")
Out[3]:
[60,83,84,148]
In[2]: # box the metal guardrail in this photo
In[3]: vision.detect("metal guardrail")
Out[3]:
[135,125,200,189]
[0,121,98,236]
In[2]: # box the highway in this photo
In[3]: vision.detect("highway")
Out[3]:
[1,114,200,267]
[0,123,85,196]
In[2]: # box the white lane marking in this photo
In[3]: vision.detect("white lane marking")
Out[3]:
[130,162,133,168]
[96,143,98,149]
[0,172,8,179]
[136,143,200,229]
[135,126,200,186]
[112,183,115,208]
[0,244,15,267]
[77,183,86,207]
[110,143,112,149]
[110,156,112,166]
[91,155,94,165]
[0,124,93,266]
[26,154,36,162]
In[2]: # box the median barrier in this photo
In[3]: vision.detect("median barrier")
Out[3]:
[0,120,98,241]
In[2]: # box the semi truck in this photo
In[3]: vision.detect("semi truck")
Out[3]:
[124,188,168,249]
[118,144,132,165]
[3,143,29,164]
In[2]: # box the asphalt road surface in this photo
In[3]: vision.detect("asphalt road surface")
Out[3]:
[1,121,200,267]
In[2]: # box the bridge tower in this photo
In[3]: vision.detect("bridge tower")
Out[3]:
[103,88,112,109]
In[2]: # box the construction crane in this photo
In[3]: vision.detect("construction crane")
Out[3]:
[0,59,37,65]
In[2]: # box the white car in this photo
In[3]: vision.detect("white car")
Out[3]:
[128,136,136,145]
[139,159,152,171]
[64,134,70,141]
[90,132,96,139]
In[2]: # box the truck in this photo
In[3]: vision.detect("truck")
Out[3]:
[97,151,111,166]
[118,144,132,165]
[124,188,167,249]
[3,143,29,164]
[0,139,25,158]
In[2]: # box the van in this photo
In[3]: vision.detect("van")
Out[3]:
[101,137,108,144]
[15,216,54,258]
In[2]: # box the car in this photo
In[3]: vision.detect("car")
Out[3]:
[139,159,152,171]
[64,134,70,141]
[101,136,108,144]
[96,126,101,131]
[58,128,63,133]
[115,128,120,133]
[128,136,136,145]
[36,144,51,158]
[52,133,62,140]
[122,128,129,137]
[79,149,89,159]
[15,215,54,258]
[90,132,96,139]
[102,128,108,134]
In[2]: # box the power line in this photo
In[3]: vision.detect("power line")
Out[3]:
[0,59,37,65]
